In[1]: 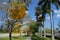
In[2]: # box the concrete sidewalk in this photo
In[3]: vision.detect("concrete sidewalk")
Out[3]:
[26,37,31,40]
[0,33,25,37]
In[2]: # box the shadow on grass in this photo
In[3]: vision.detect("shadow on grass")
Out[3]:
[12,37,20,39]
[31,35,51,40]
[0,35,28,40]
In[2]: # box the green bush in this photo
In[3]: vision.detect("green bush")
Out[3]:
[31,35,47,40]
[0,29,8,33]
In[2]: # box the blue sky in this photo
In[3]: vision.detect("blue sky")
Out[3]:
[0,0,60,29]
[28,0,60,29]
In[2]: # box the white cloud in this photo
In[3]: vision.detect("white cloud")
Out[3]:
[46,17,50,20]
[57,14,60,18]
[32,18,36,21]
[54,10,57,13]
[54,10,60,18]
[25,11,29,14]
[54,10,60,13]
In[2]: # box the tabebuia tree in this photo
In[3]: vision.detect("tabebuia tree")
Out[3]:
[8,0,31,40]
[12,22,22,33]
[8,2,26,20]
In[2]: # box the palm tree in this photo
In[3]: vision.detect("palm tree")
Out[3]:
[38,16,45,37]
[35,6,46,38]
[37,0,60,40]
[35,6,41,36]
[29,21,39,36]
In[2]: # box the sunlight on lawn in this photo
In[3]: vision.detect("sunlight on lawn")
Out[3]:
[0,36,27,40]
[46,38,51,40]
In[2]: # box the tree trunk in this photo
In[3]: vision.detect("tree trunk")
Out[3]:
[38,27,40,36]
[9,31,12,40]
[41,29,42,37]
[50,11,54,40]
[6,14,9,32]
[40,27,42,37]
[43,21,46,38]
[32,32,35,36]
[9,20,17,40]
[9,24,12,40]
[27,31,29,36]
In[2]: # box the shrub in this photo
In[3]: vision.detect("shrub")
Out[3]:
[31,35,46,40]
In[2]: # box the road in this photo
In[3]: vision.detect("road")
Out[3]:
[36,33,60,37]
[0,33,25,38]
[55,33,60,37]
[46,33,60,37]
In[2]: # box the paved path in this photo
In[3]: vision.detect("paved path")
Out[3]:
[36,33,60,37]
[26,37,31,40]
[0,33,9,37]
[0,33,25,38]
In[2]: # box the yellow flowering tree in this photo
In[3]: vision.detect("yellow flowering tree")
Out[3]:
[8,1,27,20]
[8,0,27,40]
[12,22,22,33]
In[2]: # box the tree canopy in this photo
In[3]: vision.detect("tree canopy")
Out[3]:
[8,1,27,20]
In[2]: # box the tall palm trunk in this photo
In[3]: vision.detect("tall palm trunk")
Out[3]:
[40,27,42,37]
[50,11,54,40]
[43,21,46,38]
[38,27,40,36]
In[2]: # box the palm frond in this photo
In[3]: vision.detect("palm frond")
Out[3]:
[53,2,59,9]
[42,1,47,10]
[58,1,60,6]
[38,0,45,5]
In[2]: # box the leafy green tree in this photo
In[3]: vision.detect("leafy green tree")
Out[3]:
[28,21,38,35]
[46,28,51,33]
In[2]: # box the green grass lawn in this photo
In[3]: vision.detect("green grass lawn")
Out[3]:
[31,35,51,40]
[0,36,27,40]
[0,35,54,40]
[46,38,51,40]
